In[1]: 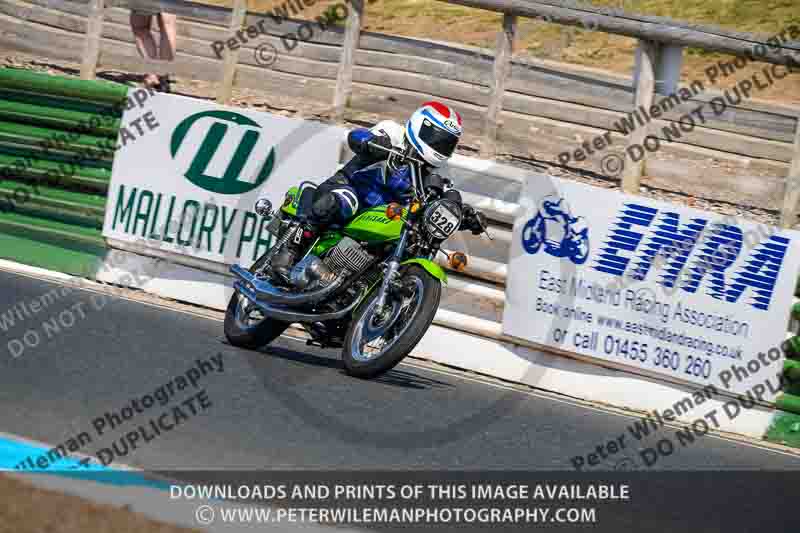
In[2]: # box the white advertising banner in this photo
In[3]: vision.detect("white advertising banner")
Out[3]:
[103,93,346,267]
[503,177,800,398]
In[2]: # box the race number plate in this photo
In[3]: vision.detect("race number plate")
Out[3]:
[429,204,459,236]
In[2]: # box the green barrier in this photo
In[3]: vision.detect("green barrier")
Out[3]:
[0,68,128,104]
[0,172,108,194]
[0,98,120,137]
[784,336,800,361]
[792,301,800,321]
[0,153,110,183]
[0,230,105,278]
[0,210,104,244]
[4,202,103,230]
[0,120,114,155]
[0,69,128,278]
[0,89,121,117]
[780,299,800,408]
[0,135,114,166]
[776,393,800,415]
[784,359,800,382]
[0,211,106,276]
[5,182,107,209]
[0,142,112,170]
[0,140,112,169]
[0,183,104,221]
[764,411,800,448]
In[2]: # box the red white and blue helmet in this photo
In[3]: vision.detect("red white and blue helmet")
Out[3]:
[405,101,463,167]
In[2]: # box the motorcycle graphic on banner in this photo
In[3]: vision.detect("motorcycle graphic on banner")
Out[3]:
[503,178,800,397]
[521,195,589,265]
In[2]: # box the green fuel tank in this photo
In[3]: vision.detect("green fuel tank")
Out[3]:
[343,206,404,242]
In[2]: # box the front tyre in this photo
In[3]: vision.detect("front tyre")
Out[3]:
[224,291,288,349]
[343,265,441,379]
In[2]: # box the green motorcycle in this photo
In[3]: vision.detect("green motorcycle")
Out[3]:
[225,143,487,378]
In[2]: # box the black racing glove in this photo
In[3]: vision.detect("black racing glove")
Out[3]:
[461,204,487,235]
[367,133,393,156]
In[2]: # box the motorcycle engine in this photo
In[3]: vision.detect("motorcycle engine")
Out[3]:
[289,237,373,290]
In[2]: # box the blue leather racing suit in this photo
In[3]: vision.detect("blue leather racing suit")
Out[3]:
[310,123,413,225]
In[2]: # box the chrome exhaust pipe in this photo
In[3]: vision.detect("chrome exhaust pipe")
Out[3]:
[230,264,344,306]
[234,281,362,322]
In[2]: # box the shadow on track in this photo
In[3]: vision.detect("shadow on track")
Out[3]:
[240,343,453,391]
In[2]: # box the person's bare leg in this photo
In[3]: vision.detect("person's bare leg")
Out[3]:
[130,13,159,87]
[155,13,177,91]
[156,13,177,61]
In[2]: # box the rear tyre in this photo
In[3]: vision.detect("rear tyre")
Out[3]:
[343,265,441,379]
[224,291,288,349]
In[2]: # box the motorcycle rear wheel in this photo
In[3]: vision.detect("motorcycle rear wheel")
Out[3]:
[342,265,441,379]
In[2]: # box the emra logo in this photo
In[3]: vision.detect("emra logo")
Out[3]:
[593,203,790,311]
[170,110,276,194]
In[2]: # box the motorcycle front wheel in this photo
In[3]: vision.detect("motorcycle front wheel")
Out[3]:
[224,291,288,349]
[343,265,441,379]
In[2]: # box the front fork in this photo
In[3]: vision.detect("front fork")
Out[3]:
[373,227,410,313]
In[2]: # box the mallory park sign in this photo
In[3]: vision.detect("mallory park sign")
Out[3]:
[102,93,346,265]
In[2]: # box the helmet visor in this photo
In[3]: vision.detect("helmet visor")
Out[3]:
[419,120,458,158]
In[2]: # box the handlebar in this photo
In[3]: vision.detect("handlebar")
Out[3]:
[462,204,491,239]
[366,141,426,200]
[366,141,426,166]
[367,141,490,238]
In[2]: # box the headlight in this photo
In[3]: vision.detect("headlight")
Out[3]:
[423,199,462,240]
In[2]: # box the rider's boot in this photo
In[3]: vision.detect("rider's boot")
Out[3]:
[271,243,297,280]
[272,224,320,280]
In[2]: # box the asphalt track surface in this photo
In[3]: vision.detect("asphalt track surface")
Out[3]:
[1,268,799,472]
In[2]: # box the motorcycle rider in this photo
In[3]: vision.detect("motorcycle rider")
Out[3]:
[272,101,487,275]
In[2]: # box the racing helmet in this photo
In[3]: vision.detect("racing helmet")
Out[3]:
[405,101,462,167]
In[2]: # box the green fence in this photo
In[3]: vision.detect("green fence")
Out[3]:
[0,68,128,275]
